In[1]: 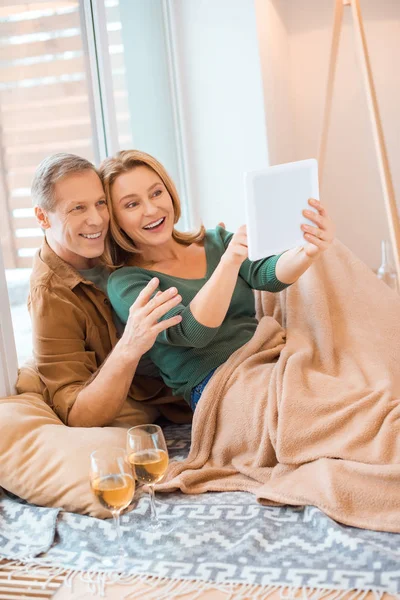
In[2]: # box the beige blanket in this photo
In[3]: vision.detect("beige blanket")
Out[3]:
[159,240,400,533]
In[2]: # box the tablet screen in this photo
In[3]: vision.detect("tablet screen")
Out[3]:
[244,158,319,261]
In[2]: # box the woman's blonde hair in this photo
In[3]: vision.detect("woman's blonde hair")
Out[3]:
[99,149,205,267]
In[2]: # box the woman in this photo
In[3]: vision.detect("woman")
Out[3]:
[100,150,335,410]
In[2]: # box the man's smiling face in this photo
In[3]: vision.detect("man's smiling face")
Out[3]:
[41,170,110,270]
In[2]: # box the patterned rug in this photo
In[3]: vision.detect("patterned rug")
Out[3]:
[1,424,400,598]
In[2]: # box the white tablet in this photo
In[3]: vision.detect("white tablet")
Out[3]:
[244,158,319,261]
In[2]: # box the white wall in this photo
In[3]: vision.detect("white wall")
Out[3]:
[255,0,294,166]
[256,0,400,270]
[171,0,269,232]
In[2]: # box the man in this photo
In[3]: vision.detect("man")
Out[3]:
[30,153,190,427]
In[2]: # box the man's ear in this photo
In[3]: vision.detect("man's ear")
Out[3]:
[34,205,50,230]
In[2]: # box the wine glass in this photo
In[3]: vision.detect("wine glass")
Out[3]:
[90,447,135,567]
[126,424,170,533]
[377,240,399,293]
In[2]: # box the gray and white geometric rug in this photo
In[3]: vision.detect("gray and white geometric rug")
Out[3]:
[1,424,400,596]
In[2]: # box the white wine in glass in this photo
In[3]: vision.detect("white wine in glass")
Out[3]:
[92,473,135,511]
[127,424,170,533]
[90,448,135,567]
[133,449,169,484]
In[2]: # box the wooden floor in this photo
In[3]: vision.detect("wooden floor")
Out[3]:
[54,582,395,600]
[0,560,66,599]
[0,562,396,600]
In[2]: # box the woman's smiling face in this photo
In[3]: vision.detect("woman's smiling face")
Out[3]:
[110,166,175,251]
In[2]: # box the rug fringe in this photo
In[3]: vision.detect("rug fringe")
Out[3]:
[0,559,398,600]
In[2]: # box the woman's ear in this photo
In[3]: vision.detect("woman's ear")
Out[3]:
[34,205,50,230]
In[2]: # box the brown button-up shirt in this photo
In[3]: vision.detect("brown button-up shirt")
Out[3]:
[28,240,190,425]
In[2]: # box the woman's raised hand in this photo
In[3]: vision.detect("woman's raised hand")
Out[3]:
[121,277,182,357]
[223,225,249,267]
[301,199,335,258]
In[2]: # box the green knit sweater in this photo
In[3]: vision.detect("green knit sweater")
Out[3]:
[108,227,290,403]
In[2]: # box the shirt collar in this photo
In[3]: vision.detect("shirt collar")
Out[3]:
[38,238,100,290]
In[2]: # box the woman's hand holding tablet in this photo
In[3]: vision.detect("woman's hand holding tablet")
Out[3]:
[244,158,334,261]
[300,197,335,258]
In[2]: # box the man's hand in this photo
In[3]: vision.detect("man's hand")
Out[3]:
[301,199,335,258]
[119,277,182,359]
[69,279,182,427]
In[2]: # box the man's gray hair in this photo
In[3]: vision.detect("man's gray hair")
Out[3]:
[31,153,97,211]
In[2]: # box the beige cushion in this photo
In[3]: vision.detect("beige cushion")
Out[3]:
[0,392,143,518]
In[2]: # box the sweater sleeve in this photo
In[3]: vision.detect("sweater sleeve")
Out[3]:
[216,225,291,292]
[107,267,220,349]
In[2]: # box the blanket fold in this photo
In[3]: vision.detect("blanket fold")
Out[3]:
[0,489,59,559]
[158,240,400,532]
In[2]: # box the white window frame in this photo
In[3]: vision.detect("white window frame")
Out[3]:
[162,0,193,230]
[81,0,120,161]
[0,245,18,397]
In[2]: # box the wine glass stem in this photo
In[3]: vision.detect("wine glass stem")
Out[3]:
[148,485,158,523]
[112,510,125,565]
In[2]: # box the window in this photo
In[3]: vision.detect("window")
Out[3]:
[0,0,188,367]
[0,0,101,364]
